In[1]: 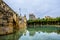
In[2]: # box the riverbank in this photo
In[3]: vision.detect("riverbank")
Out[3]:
[27,26,60,34]
[27,25,60,28]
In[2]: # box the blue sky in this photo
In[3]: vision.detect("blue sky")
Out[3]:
[3,0,60,19]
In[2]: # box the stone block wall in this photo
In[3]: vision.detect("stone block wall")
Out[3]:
[0,0,19,35]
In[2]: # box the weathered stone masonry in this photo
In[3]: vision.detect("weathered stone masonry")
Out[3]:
[0,0,19,35]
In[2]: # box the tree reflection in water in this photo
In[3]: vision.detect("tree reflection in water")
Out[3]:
[19,27,60,40]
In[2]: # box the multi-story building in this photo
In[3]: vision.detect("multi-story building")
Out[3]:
[29,13,36,20]
[45,16,51,19]
[45,16,52,20]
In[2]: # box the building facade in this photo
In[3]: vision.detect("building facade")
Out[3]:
[29,13,36,20]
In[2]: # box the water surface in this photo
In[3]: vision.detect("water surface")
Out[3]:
[19,30,60,40]
[19,26,60,40]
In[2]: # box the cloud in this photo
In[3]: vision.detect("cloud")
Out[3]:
[3,0,60,19]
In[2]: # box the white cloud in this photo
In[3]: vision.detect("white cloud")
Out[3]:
[3,0,60,19]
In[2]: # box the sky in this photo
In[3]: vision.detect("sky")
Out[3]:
[3,0,60,19]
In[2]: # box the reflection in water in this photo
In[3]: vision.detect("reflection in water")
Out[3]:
[0,26,60,40]
[0,31,22,40]
[0,29,25,40]
[19,31,60,40]
[19,26,60,40]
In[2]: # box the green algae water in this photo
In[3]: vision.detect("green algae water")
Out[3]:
[19,26,60,40]
[19,31,60,40]
[0,26,60,40]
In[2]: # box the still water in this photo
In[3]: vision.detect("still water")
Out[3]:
[19,30,60,40]
[19,27,60,40]
[0,26,60,40]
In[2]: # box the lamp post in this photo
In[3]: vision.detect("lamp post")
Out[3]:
[19,8,21,16]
